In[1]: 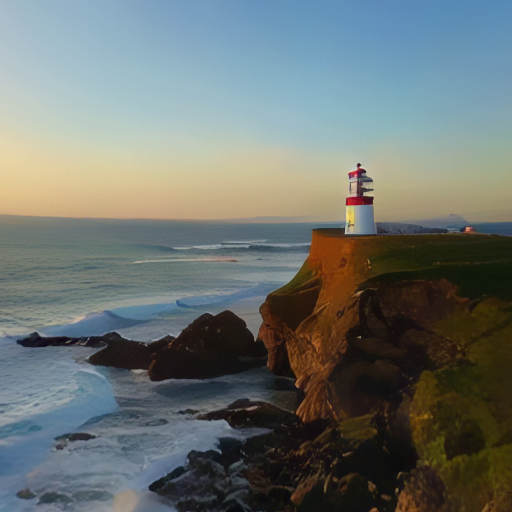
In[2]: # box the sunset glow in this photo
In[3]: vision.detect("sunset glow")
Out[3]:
[1,1,511,222]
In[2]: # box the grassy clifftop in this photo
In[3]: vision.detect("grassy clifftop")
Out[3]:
[367,233,512,301]
[313,229,512,301]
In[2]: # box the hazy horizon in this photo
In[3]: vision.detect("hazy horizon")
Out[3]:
[0,211,509,225]
[1,1,511,221]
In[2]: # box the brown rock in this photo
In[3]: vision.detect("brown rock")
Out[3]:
[148,311,267,381]
[54,432,97,450]
[88,338,154,369]
[17,331,176,372]
[395,466,446,512]
[17,332,104,348]
[198,399,298,429]
[16,489,36,500]
[291,472,375,512]
[258,272,322,376]
[88,333,175,370]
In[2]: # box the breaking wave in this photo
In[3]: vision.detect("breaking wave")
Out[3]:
[176,284,273,308]
[171,242,310,251]
[138,244,177,252]
[37,285,273,337]
[41,310,149,337]
[133,257,238,264]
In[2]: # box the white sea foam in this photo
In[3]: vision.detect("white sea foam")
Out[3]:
[32,284,269,341]
[250,242,311,248]
[174,244,223,250]
[171,242,310,250]
[176,284,273,308]
[133,257,239,264]
[41,311,147,338]
[1,366,297,512]
[222,239,268,244]
[109,303,179,321]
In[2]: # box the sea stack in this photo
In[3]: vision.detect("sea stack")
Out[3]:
[344,163,377,235]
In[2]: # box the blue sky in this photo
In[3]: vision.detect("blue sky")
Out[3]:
[1,0,511,221]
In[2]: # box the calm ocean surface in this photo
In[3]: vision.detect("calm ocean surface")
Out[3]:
[0,217,510,511]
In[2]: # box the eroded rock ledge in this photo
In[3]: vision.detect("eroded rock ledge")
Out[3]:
[150,399,408,512]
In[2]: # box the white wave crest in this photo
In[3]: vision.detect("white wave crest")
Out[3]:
[173,244,223,250]
[221,239,268,244]
[170,242,310,251]
[42,311,146,337]
[250,242,311,248]
[133,257,238,264]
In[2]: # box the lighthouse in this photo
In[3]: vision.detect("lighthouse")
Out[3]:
[345,163,377,235]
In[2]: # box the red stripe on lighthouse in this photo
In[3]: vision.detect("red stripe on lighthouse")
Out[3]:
[346,196,374,205]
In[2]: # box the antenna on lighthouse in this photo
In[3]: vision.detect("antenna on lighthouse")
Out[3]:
[344,163,377,235]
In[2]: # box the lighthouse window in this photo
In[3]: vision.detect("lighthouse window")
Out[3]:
[349,181,359,195]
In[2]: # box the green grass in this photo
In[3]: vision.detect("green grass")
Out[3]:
[366,235,512,301]
[273,259,317,296]
[371,234,512,269]
[366,262,512,301]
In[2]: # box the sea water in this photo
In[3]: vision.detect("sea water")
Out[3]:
[0,217,510,511]
[0,216,321,511]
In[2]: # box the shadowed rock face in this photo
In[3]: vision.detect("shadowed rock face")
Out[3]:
[198,398,298,429]
[89,335,176,369]
[148,311,267,381]
[292,282,464,423]
[395,466,446,512]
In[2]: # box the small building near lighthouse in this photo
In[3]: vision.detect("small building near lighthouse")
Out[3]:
[345,163,377,235]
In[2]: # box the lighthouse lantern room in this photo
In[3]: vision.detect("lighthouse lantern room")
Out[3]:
[345,163,377,235]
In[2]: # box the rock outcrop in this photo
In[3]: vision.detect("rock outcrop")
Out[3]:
[151,401,404,512]
[18,331,175,370]
[198,398,298,429]
[89,334,175,369]
[17,331,108,348]
[54,432,97,450]
[18,311,267,380]
[258,230,512,511]
[148,311,267,381]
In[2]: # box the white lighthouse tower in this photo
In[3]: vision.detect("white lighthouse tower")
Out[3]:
[345,163,377,235]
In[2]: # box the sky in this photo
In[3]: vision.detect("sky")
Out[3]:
[1,0,511,222]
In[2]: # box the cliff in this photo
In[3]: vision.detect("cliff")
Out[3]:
[259,229,512,511]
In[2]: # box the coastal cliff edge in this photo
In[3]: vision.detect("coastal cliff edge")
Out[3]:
[258,229,512,511]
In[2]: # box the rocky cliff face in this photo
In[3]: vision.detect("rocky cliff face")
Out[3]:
[259,229,512,511]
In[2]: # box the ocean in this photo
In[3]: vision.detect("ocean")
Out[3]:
[0,217,510,511]
[0,217,321,512]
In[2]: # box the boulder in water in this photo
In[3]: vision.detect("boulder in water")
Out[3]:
[16,489,36,500]
[148,311,267,381]
[17,332,104,348]
[17,311,267,380]
[54,432,97,450]
[88,333,175,370]
[198,398,298,429]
